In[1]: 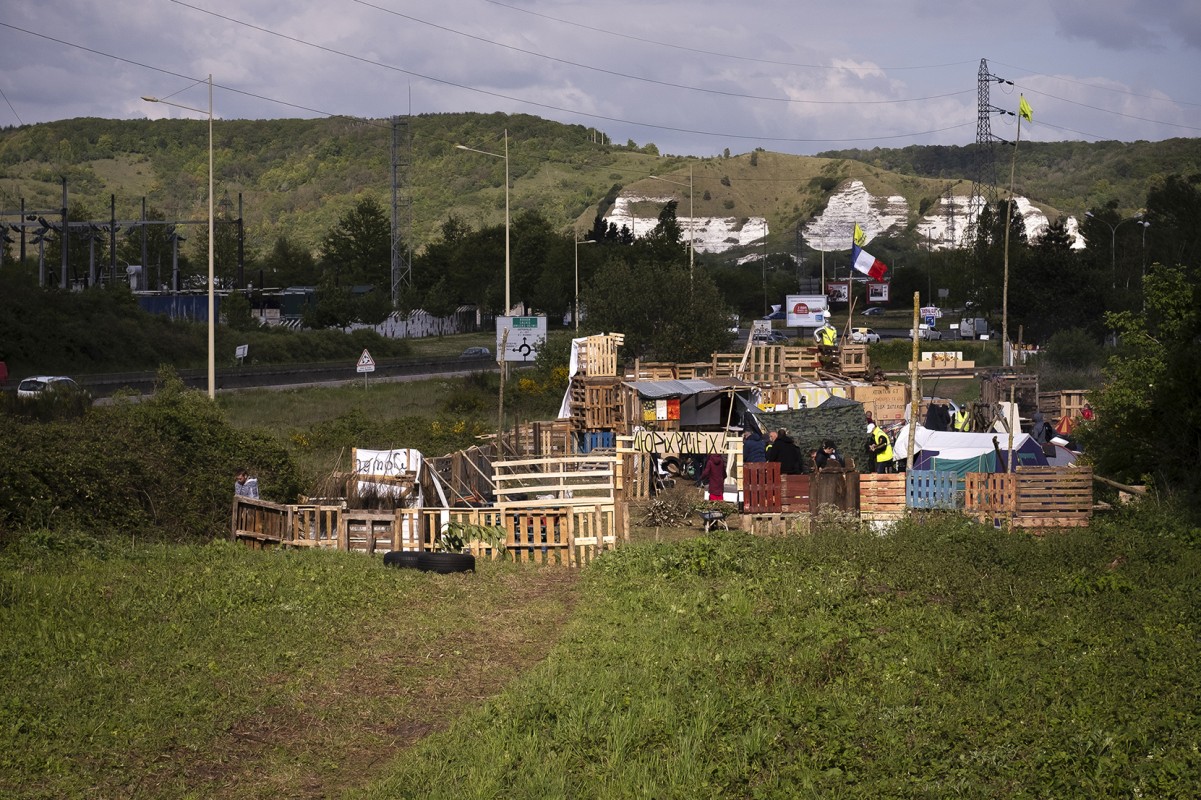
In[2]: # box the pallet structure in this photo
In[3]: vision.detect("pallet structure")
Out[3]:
[1038,389,1090,422]
[964,466,1093,528]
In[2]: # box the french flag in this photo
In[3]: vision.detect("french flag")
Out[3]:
[851,244,888,280]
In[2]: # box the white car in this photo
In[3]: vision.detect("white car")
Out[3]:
[911,326,943,341]
[17,376,81,398]
[849,327,881,344]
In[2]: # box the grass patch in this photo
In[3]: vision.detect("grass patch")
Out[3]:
[360,507,1201,798]
[0,535,579,799]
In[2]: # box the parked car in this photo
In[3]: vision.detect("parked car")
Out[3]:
[17,375,81,398]
[862,306,886,316]
[458,346,491,359]
[848,327,881,344]
[910,326,943,341]
[751,330,790,344]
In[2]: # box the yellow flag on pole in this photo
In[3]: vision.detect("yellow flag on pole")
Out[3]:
[1019,94,1033,123]
[853,223,867,248]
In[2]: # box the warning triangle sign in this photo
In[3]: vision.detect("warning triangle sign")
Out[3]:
[357,349,375,369]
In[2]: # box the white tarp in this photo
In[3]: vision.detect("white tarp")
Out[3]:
[892,424,1036,462]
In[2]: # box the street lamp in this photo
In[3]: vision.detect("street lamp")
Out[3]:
[649,166,694,286]
[456,130,510,314]
[1085,211,1144,290]
[574,237,597,333]
[144,74,214,399]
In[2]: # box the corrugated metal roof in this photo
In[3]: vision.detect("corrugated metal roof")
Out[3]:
[623,377,751,399]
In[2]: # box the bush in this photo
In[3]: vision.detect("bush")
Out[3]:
[0,367,301,543]
[1042,327,1103,370]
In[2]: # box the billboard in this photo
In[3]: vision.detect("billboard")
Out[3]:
[826,281,850,304]
[868,281,890,302]
[785,294,830,327]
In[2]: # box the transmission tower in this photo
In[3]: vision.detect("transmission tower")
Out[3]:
[390,114,413,305]
[965,58,1015,246]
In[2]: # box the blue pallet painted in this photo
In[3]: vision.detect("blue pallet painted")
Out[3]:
[577,431,615,454]
[906,470,962,510]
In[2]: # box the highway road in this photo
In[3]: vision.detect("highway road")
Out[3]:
[78,354,500,398]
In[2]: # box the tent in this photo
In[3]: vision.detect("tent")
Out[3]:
[893,424,1049,475]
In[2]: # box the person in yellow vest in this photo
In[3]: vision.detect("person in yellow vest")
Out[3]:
[952,406,971,432]
[815,321,838,348]
[867,421,894,473]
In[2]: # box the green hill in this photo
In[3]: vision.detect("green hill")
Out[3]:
[2,113,1198,265]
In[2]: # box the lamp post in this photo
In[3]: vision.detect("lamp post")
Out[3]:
[649,166,694,287]
[574,237,596,333]
[456,130,510,314]
[1085,211,1144,291]
[144,74,214,399]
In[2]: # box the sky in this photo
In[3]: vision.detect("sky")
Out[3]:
[2,0,1200,157]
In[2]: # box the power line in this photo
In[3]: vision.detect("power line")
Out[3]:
[354,0,974,108]
[484,0,978,74]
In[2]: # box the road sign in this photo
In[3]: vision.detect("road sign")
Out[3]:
[497,316,547,362]
[235,344,248,359]
[925,315,936,327]
[356,349,376,373]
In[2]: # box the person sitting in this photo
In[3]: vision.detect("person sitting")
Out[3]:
[814,440,845,470]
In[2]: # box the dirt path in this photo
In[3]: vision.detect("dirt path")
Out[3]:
[150,566,583,800]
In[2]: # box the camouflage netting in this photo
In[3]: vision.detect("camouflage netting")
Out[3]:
[749,395,870,471]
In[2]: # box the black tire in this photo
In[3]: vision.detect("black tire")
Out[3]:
[662,456,682,476]
[383,550,422,569]
[416,551,476,574]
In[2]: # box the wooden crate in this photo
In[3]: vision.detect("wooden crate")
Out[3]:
[742,512,811,536]
[838,344,870,378]
[859,473,907,515]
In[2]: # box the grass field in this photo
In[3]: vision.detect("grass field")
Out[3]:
[3,503,1199,799]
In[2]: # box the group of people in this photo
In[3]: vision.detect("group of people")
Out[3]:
[740,428,855,475]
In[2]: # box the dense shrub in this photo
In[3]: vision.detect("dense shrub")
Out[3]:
[0,368,300,542]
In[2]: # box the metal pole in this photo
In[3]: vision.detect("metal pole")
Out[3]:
[504,128,510,315]
[207,74,215,399]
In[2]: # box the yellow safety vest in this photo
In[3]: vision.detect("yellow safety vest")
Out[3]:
[953,409,970,431]
[817,326,837,346]
[871,427,894,463]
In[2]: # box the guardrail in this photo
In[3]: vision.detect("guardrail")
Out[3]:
[74,354,499,397]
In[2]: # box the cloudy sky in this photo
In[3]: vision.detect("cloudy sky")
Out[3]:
[2,0,1199,156]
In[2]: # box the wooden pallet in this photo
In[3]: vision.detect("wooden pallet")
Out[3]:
[964,467,1093,528]
[781,474,811,513]
[577,333,623,377]
[743,462,782,513]
[906,470,961,510]
[741,512,811,536]
[859,473,907,515]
